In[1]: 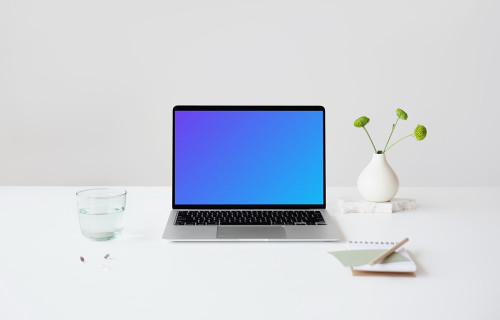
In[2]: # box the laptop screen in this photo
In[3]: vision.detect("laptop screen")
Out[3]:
[173,107,325,207]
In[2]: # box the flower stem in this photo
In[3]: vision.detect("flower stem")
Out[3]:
[383,117,399,153]
[362,126,377,153]
[384,133,414,153]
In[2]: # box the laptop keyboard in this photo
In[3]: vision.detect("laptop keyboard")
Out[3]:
[175,210,326,226]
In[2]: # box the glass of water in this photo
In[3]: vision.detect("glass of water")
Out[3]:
[76,188,127,241]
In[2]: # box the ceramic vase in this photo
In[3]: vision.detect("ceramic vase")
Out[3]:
[357,153,399,202]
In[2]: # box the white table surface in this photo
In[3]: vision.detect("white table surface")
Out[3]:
[1,187,499,320]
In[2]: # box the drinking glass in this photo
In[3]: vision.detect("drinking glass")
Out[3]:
[76,188,127,241]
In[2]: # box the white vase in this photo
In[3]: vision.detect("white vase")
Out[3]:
[357,153,399,202]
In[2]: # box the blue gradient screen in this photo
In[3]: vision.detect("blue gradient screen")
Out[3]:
[174,110,324,205]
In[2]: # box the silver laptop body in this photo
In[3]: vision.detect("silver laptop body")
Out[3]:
[163,106,341,241]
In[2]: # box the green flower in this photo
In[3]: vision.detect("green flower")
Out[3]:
[414,124,427,141]
[354,116,370,128]
[354,116,377,152]
[396,108,408,120]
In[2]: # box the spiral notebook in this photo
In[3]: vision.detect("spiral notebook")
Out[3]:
[348,240,417,277]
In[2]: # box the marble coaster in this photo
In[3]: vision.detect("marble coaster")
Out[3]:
[337,197,417,213]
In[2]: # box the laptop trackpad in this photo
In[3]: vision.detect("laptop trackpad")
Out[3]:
[216,226,287,239]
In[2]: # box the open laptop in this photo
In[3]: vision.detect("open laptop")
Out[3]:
[163,106,341,241]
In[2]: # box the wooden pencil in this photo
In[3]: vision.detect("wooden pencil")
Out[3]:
[369,238,409,266]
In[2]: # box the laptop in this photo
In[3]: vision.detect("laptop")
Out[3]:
[163,106,342,241]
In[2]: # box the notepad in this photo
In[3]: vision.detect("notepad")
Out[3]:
[330,249,409,267]
[347,240,417,274]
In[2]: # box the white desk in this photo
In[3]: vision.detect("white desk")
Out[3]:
[1,187,499,320]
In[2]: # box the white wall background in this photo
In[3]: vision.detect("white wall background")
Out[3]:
[1,0,499,186]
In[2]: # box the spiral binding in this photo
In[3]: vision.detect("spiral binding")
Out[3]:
[348,240,397,245]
